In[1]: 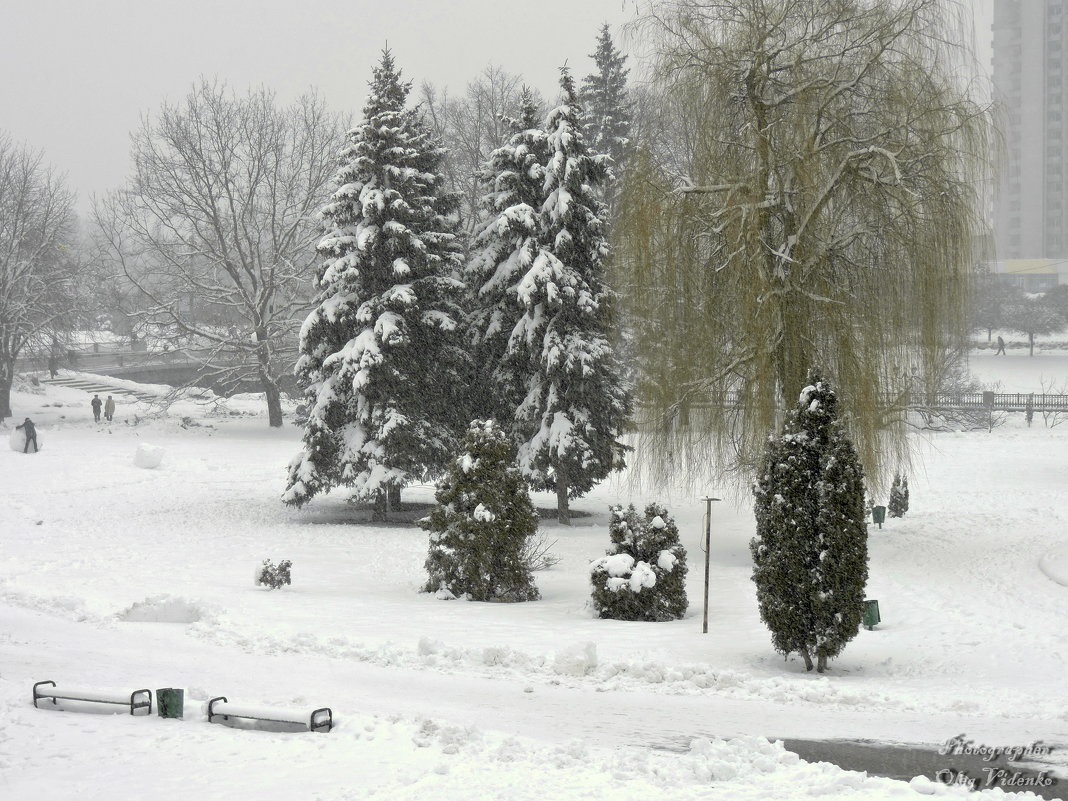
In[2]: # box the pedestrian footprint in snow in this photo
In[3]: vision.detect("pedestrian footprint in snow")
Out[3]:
[104,395,115,422]
[16,418,38,453]
[995,335,1006,355]
[91,394,102,422]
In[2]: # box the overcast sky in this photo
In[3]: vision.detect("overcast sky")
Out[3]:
[1,0,991,214]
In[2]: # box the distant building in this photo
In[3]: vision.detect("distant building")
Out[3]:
[987,258,1068,291]
[992,1,1068,260]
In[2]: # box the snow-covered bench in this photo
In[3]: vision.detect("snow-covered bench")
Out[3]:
[33,680,152,715]
[207,696,333,733]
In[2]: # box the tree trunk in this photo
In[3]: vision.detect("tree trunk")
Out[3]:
[388,484,402,510]
[0,378,11,420]
[1029,331,1035,357]
[255,331,283,427]
[801,649,814,672]
[556,472,571,526]
[372,488,388,522]
[816,653,827,673]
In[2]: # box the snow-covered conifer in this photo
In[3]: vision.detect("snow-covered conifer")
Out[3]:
[888,473,909,518]
[466,89,547,421]
[421,419,540,602]
[283,50,469,518]
[508,68,632,525]
[581,24,631,207]
[751,376,869,673]
[590,503,687,621]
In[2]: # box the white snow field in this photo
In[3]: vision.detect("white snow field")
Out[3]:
[1,362,1066,800]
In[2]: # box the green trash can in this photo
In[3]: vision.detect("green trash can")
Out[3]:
[862,600,881,631]
[872,505,886,529]
[156,688,184,719]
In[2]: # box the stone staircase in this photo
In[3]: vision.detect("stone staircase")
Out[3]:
[42,375,162,403]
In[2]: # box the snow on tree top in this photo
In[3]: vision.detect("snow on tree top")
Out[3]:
[799,385,817,404]
[649,515,666,530]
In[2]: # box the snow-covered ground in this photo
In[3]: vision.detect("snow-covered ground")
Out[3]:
[1,360,1066,800]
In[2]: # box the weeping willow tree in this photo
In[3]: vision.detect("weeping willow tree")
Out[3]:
[614,0,996,490]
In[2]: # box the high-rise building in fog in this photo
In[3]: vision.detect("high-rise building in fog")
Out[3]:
[992,0,1068,286]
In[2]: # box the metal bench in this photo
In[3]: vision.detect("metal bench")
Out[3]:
[33,680,152,715]
[207,696,332,733]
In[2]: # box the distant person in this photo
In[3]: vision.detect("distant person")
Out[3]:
[16,418,38,453]
[104,395,115,422]
[995,335,1006,355]
[91,394,102,422]
[47,353,58,379]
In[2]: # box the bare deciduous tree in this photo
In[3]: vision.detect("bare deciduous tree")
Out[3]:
[94,81,345,426]
[0,132,78,419]
[614,0,996,489]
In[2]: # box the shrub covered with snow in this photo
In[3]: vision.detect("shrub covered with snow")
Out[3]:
[421,419,540,602]
[590,503,687,621]
[752,376,868,673]
[888,473,909,518]
[257,558,292,590]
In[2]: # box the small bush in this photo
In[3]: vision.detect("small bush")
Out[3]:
[888,473,909,518]
[258,559,292,590]
[590,503,687,622]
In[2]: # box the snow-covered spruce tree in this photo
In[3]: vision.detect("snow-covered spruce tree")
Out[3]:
[421,419,540,602]
[283,50,469,519]
[580,23,631,214]
[888,474,909,518]
[590,503,687,622]
[465,89,547,422]
[508,68,632,525]
[751,376,869,673]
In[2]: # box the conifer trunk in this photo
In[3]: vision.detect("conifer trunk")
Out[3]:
[801,649,813,672]
[556,476,571,526]
[817,653,827,673]
[373,488,389,522]
[388,484,401,510]
[0,378,11,420]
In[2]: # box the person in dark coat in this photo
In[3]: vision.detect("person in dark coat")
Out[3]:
[104,395,115,421]
[91,394,102,422]
[995,335,1006,355]
[16,418,38,453]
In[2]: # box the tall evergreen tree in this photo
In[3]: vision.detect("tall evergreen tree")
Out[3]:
[283,50,468,517]
[580,23,631,208]
[509,68,632,525]
[751,376,869,673]
[466,89,547,421]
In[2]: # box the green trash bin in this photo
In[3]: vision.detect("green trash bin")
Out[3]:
[872,505,886,529]
[862,600,881,631]
[156,688,184,719]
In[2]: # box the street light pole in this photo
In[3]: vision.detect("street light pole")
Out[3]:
[700,495,721,634]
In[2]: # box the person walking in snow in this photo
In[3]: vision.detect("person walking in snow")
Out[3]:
[995,335,1006,355]
[104,395,115,422]
[91,394,102,422]
[16,418,38,453]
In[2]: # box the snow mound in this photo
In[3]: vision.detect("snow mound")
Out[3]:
[1039,545,1068,587]
[8,427,42,453]
[118,595,210,624]
[133,443,165,469]
[552,641,597,677]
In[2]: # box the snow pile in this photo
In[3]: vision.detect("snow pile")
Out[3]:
[552,641,598,677]
[1039,545,1068,587]
[117,595,211,624]
[8,426,42,453]
[133,443,165,469]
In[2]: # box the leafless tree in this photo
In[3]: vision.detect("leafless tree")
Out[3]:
[94,80,345,426]
[420,66,539,232]
[0,132,79,419]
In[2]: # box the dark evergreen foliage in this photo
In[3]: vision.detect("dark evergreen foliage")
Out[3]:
[284,50,469,514]
[888,473,909,518]
[580,24,631,200]
[590,503,687,621]
[751,376,869,672]
[421,419,540,602]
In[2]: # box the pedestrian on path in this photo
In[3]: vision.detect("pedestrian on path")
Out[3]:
[104,395,115,422]
[995,335,1006,355]
[91,394,102,422]
[15,418,38,453]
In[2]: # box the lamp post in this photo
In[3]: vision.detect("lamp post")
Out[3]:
[700,495,721,634]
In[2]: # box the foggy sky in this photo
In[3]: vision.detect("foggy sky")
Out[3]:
[1,0,992,214]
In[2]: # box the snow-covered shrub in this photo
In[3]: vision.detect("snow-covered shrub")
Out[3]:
[257,559,292,590]
[590,503,687,621]
[888,473,909,518]
[421,419,540,602]
[752,376,868,673]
